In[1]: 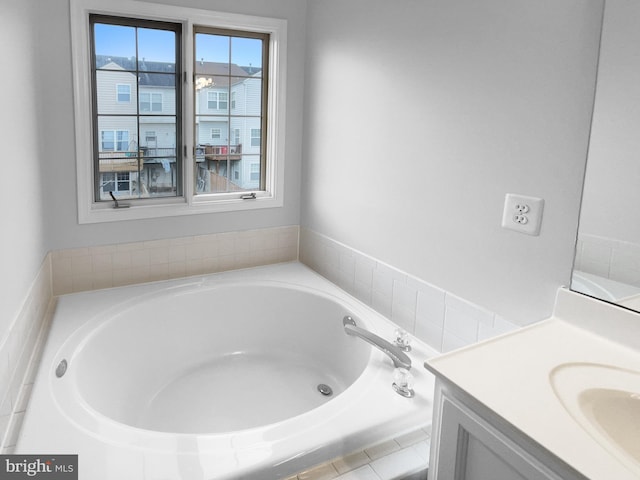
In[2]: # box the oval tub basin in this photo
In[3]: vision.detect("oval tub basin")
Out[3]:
[16,263,436,480]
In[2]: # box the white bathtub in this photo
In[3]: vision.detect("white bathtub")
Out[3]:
[16,262,436,479]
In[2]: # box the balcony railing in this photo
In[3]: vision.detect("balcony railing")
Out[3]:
[139,147,177,158]
[98,148,178,173]
[196,144,242,162]
[98,145,242,168]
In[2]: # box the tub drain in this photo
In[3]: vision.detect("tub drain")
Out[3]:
[317,384,333,396]
[55,359,68,378]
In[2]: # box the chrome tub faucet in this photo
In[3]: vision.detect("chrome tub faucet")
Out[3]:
[343,316,412,370]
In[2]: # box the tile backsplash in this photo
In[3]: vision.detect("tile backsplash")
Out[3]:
[51,226,299,295]
[299,228,519,352]
[3,224,520,454]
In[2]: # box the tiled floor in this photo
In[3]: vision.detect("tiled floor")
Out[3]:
[288,427,430,480]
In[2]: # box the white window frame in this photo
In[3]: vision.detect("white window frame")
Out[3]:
[211,128,221,139]
[71,0,287,224]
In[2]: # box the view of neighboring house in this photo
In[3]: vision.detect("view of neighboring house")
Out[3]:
[95,55,263,200]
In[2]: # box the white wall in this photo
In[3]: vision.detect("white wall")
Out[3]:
[0,0,48,339]
[302,0,604,325]
[579,0,640,245]
[38,0,306,250]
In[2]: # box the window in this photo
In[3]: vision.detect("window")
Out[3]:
[101,172,131,194]
[250,128,261,147]
[116,84,131,102]
[101,131,114,151]
[100,130,129,151]
[71,0,287,223]
[116,130,129,151]
[194,27,268,194]
[250,163,260,181]
[207,91,217,109]
[218,92,228,110]
[206,91,228,110]
[90,15,180,203]
[140,92,163,112]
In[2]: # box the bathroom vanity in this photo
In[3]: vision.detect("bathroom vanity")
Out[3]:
[425,288,640,480]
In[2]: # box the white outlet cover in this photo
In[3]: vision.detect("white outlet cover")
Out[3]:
[501,193,544,236]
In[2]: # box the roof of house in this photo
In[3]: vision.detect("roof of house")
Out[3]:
[95,56,260,87]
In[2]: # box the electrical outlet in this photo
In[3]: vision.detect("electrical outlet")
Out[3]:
[501,193,544,235]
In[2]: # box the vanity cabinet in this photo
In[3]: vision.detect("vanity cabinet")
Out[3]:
[429,379,587,480]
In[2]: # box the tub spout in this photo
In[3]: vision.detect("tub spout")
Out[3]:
[343,316,412,370]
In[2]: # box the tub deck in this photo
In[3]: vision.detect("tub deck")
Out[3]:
[16,262,436,480]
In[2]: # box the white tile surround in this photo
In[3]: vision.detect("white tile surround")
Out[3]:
[299,228,520,353]
[0,255,53,453]
[575,233,640,288]
[3,224,520,479]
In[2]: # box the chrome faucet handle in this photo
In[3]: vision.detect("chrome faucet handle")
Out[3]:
[392,367,415,398]
[394,328,412,352]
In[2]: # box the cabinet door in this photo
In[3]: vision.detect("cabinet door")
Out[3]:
[433,394,562,480]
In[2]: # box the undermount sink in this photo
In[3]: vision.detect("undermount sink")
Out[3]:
[551,363,640,473]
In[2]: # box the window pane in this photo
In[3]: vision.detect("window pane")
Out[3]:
[138,28,176,72]
[94,23,136,70]
[117,171,131,191]
[97,116,137,153]
[91,16,181,202]
[250,162,260,182]
[193,28,267,196]
[218,92,228,110]
[138,74,175,114]
[101,131,114,151]
[142,157,177,196]
[206,91,217,109]
[250,128,261,148]
[231,36,263,77]
[101,172,115,193]
[195,116,227,146]
[139,116,176,153]
[117,84,131,102]
[96,71,137,114]
[233,77,262,116]
[195,33,230,69]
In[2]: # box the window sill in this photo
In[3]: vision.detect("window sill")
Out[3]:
[79,194,283,224]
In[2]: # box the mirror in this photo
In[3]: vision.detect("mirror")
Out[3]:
[572,0,640,311]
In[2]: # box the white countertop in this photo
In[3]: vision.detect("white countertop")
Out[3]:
[425,288,640,480]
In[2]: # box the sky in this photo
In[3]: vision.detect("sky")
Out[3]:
[94,22,263,68]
